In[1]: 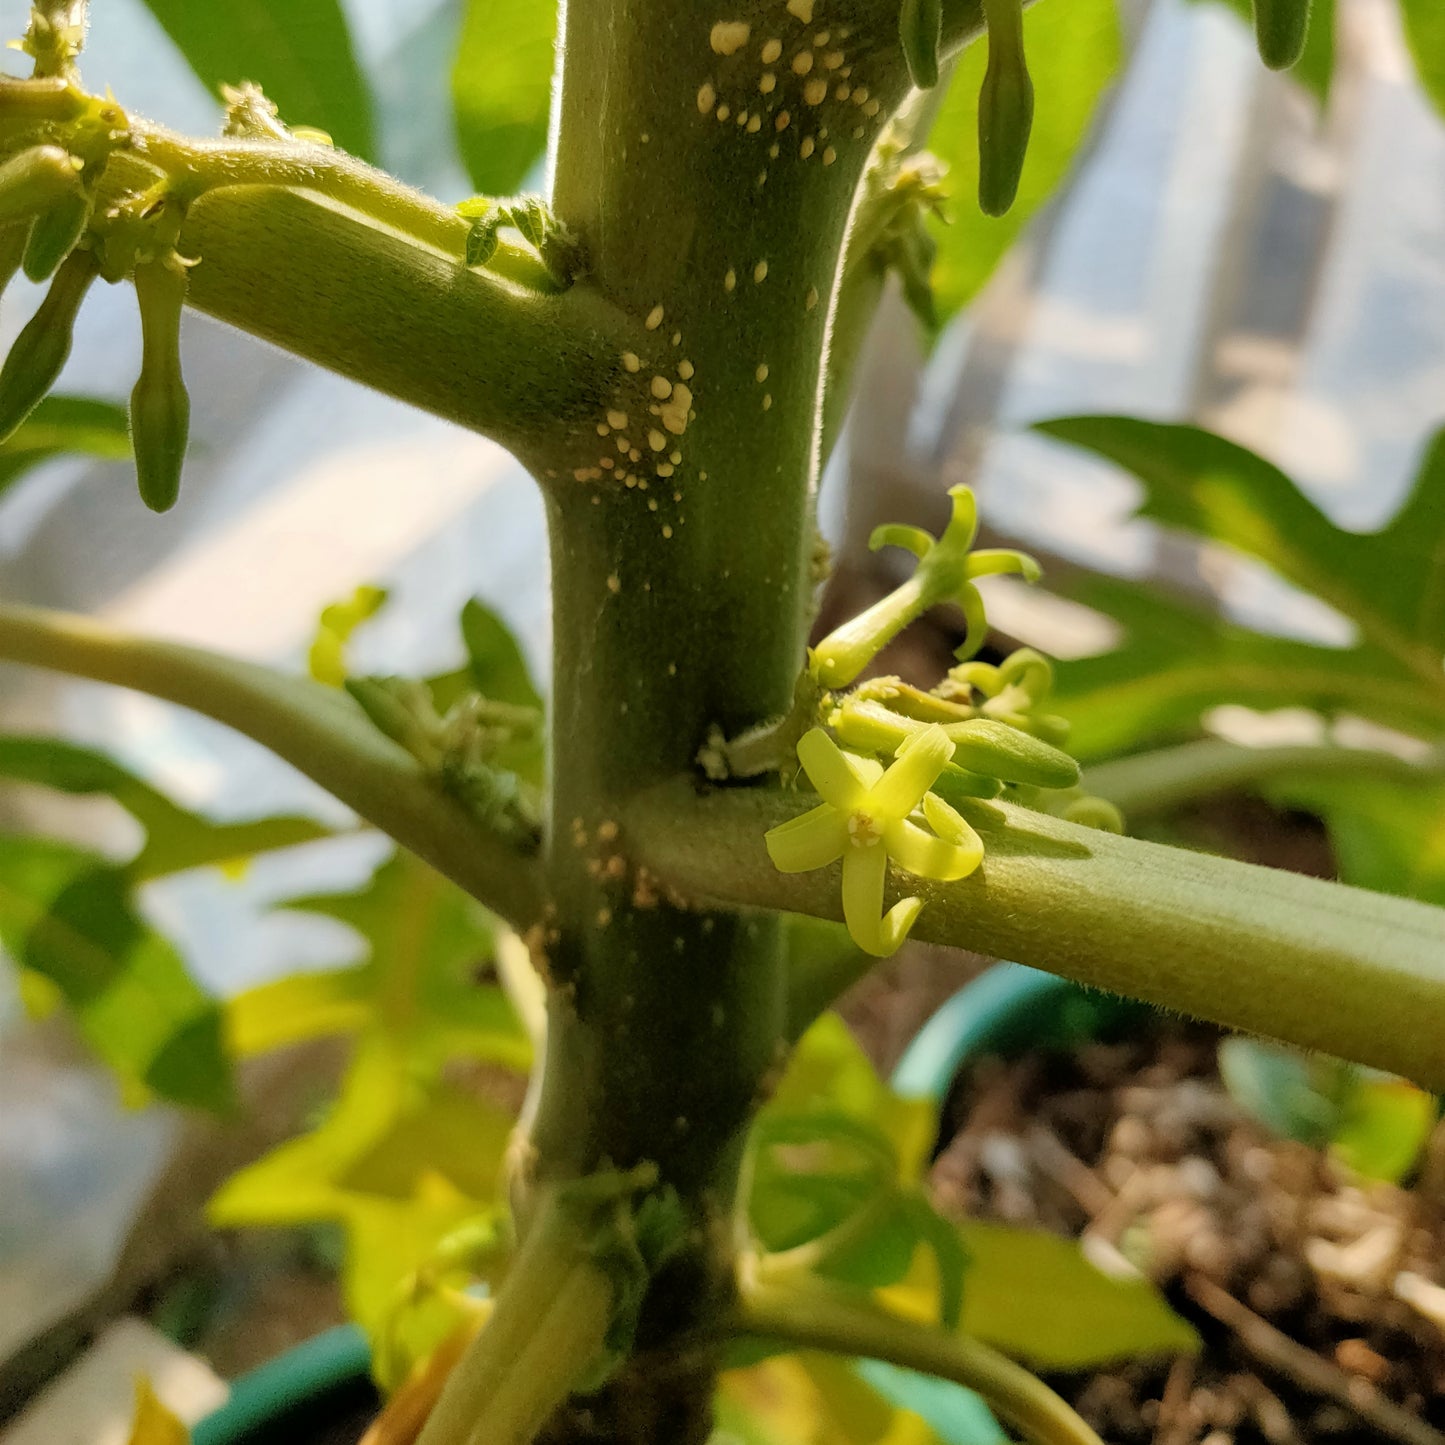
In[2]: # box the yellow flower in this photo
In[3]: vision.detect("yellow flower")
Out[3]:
[765,725,983,957]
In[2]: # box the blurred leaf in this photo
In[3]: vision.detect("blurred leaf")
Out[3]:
[0,734,330,879]
[1218,1036,1347,1148]
[1400,0,1445,118]
[1264,772,1445,907]
[853,1359,1006,1445]
[925,0,1120,324]
[239,849,529,1068]
[945,1221,1198,1368]
[1332,1074,1437,1183]
[1219,1036,1435,1183]
[211,1034,509,1386]
[0,836,233,1111]
[748,1018,966,1326]
[309,583,389,687]
[139,0,375,159]
[718,1352,951,1445]
[1036,419,1445,758]
[0,396,129,501]
[1192,0,1335,101]
[126,1379,191,1445]
[452,0,557,194]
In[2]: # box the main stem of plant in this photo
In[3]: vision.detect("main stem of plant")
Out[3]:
[504,4,910,1438]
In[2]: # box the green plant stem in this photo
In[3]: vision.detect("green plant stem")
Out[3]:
[736,1279,1103,1445]
[623,779,1445,1091]
[0,601,544,928]
[416,1192,615,1445]
[1086,738,1440,817]
[81,148,646,469]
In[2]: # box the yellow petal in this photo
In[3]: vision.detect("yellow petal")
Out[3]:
[796,727,868,808]
[885,814,982,882]
[765,803,849,872]
[867,724,951,818]
[126,1381,190,1445]
[842,846,923,957]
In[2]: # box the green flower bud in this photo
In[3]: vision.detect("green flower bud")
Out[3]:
[1063,795,1125,833]
[1252,0,1310,70]
[129,260,190,513]
[22,188,90,282]
[0,245,97,443]
[0,145,82,229]
[948,716,1078,788]
[977,0,1033,218]
[899,0,942,90]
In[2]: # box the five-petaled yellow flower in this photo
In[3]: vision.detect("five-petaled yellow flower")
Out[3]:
[765,725,984,957]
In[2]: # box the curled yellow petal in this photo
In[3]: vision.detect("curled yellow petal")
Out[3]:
[885,814,980,883]
[842,845,922,957]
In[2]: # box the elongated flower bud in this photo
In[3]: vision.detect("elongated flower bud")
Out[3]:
[977,0,1033,217]
[0,246,96,443]
[0,145,81,229]
[1252,0,1310,70]
[899,0,942,89]
[129,260,190,512]
[22,188,90,281]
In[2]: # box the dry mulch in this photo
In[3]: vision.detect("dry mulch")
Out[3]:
[931,1023,1445,1445]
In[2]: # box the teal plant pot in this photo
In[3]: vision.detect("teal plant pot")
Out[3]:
[192,1326,373,1445]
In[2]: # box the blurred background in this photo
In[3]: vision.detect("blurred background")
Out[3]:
[0,0,1442,1438]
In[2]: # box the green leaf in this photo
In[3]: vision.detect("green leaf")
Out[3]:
[1036,418,1445,758]
[953,1220,1198,1369]
[1400,0,1445,118]
[925,0,1120,324]
[210,1032,511,1386]
[1331,1074,1436,1184]
[0,395,129,501]
[1265,772,1445,908]
[0,733,331,879]
[0,836,233,1111]
[1217,1036,1347,1148]
[1218,1036,1436,1184]
[251,848,530,1070]
[451,0,558,194]
[138,0,375,160]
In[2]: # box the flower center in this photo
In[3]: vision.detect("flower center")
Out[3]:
[847,811,883,846]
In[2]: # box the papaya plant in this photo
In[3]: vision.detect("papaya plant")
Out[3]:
[0,1,1442,1443]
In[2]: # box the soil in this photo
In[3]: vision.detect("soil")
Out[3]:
[930,1020,1445,1445]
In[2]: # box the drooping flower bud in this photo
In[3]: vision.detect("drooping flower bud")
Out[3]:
[0,245,97,443]
[23,188,91,281]
[129,259,190,513]
[977,0,1034,218]
[899,0,943,90]
[1252,0,1311,71]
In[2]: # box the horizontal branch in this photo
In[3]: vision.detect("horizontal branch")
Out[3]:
[79,137,647,466]
[736,1280,1102,1445]
[0,602,545,929]
[624,780,1445,1091]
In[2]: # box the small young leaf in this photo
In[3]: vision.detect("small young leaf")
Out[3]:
[0,394,130,503]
